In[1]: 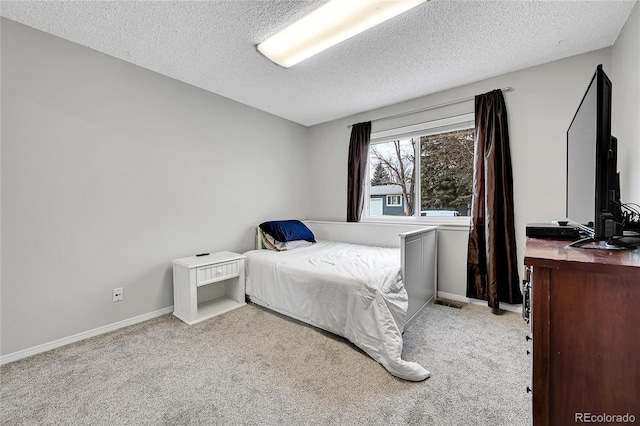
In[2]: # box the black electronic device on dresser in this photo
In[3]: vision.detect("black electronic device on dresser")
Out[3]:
[525,222,581,239]
[565,65,621,241]
[565,64,640,248]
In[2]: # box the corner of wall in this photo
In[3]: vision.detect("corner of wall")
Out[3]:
[611,2,640,205]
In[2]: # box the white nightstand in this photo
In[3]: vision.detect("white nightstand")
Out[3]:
[172,251,246,325]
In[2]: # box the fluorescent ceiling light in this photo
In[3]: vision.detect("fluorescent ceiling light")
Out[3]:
[257,0,427,68]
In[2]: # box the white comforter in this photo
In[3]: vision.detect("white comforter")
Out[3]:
[244,240,430,381]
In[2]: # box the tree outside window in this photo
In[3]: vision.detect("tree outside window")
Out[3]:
[420,128,474,216]
[370,139,415,215]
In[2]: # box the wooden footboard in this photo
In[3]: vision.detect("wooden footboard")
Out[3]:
[400,228,437,324]
[303,221,438,326]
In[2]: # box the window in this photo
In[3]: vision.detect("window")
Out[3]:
[386,195,402,206]
[367,114,474,219]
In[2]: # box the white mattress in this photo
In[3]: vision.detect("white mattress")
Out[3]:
[244,240,430,381]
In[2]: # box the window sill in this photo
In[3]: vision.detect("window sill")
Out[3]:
[360,216,471,230]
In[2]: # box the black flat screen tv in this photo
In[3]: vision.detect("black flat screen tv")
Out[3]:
[566,65,622,241]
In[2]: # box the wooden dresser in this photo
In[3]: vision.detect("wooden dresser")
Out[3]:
[523,238,640,426]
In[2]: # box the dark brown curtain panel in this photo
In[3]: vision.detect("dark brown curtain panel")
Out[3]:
[466,90,522,313]
[346,121,372,222]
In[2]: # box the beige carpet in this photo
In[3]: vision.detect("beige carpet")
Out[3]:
[0,302,532,425]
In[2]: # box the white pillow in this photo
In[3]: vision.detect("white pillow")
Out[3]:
[262,231,314,251]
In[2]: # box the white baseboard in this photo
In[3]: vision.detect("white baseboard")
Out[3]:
[437,291,522,314]
[0,306,174,366]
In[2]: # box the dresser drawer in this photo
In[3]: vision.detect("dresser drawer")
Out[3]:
[196,260,240,286]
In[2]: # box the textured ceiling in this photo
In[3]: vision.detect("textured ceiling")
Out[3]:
[1,0,636,126]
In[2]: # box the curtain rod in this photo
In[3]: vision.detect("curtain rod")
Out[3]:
[348,87,513,128]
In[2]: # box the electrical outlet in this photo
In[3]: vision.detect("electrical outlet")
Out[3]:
[112,287,123,302]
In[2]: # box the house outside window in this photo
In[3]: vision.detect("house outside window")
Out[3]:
[370,186,405,216]
[367,113,474,220]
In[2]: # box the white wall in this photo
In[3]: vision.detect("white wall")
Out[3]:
[0,19,309,356]
[307,49,615,299]
[612,2,640,206]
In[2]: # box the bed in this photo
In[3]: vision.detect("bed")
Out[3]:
[244,220,437,381]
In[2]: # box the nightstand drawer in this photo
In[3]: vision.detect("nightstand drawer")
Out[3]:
[196,260,240,286]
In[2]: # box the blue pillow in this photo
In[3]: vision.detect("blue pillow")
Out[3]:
[259,220,316,243]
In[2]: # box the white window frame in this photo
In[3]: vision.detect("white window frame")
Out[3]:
[363,113,474,226]
[386,194,402,207]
